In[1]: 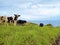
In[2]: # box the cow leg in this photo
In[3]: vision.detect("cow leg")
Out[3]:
[14,20,17,26]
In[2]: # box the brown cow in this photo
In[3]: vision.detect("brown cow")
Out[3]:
[0,16,7,24]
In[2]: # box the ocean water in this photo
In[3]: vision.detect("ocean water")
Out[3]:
[28,20,60,27]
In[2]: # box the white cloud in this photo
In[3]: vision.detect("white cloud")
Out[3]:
[19,3,60,20]
[38,4,60,8]
[13,2,32,9]
[0,0,60,20]
[23,6,59,16]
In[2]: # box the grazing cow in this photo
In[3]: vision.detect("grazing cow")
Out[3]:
[7,14,20,25]
[0,16,7,24]
[17,20,27,25]
[39,23,44,27]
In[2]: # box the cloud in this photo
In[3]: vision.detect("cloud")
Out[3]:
[19,3,60,20]
[21,4,59,15]
[0,0,60,20]
[13,2,32,9]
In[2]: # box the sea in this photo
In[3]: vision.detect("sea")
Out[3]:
[28,20,60,27]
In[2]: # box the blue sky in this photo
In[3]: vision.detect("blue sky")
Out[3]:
[0,0,60,20]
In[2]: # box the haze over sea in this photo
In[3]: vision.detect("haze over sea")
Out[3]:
[28,20,60,27]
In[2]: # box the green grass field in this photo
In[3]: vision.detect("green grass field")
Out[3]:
[0,23,60,45]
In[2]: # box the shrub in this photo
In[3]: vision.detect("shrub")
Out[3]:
[46,24,53,27]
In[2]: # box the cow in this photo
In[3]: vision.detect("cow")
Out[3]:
[0,16,7,24]
[7,14,20,25]
[13,14,20,25]
[17,20,27,25]
[7,16,14,23]
[0,14,20,25]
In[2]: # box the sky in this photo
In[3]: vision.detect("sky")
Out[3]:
[0,0,60,21]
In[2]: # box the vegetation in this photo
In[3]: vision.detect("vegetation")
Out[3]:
[45,24,53,27]
[0,23,60,45]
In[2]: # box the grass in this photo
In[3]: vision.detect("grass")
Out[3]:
[0,23,60,45]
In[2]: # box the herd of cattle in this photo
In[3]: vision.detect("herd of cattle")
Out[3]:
[0,14,27,25]
[0,14,45,27]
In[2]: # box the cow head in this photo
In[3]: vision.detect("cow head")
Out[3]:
[14,14,20,20]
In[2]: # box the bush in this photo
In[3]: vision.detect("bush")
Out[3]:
[46,24,53,26]
[39,23,44,27]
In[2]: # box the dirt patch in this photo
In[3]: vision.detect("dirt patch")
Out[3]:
[52,36,60,45]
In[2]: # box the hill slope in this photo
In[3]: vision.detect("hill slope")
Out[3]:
[0,23,60,45]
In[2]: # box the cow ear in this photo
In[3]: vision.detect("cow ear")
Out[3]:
[14,14,17,16]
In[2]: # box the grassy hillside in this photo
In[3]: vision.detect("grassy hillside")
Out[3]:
[0,23,60,45]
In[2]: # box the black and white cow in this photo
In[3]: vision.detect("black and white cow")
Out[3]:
[7,14,20,25]
[17,20,27,25]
